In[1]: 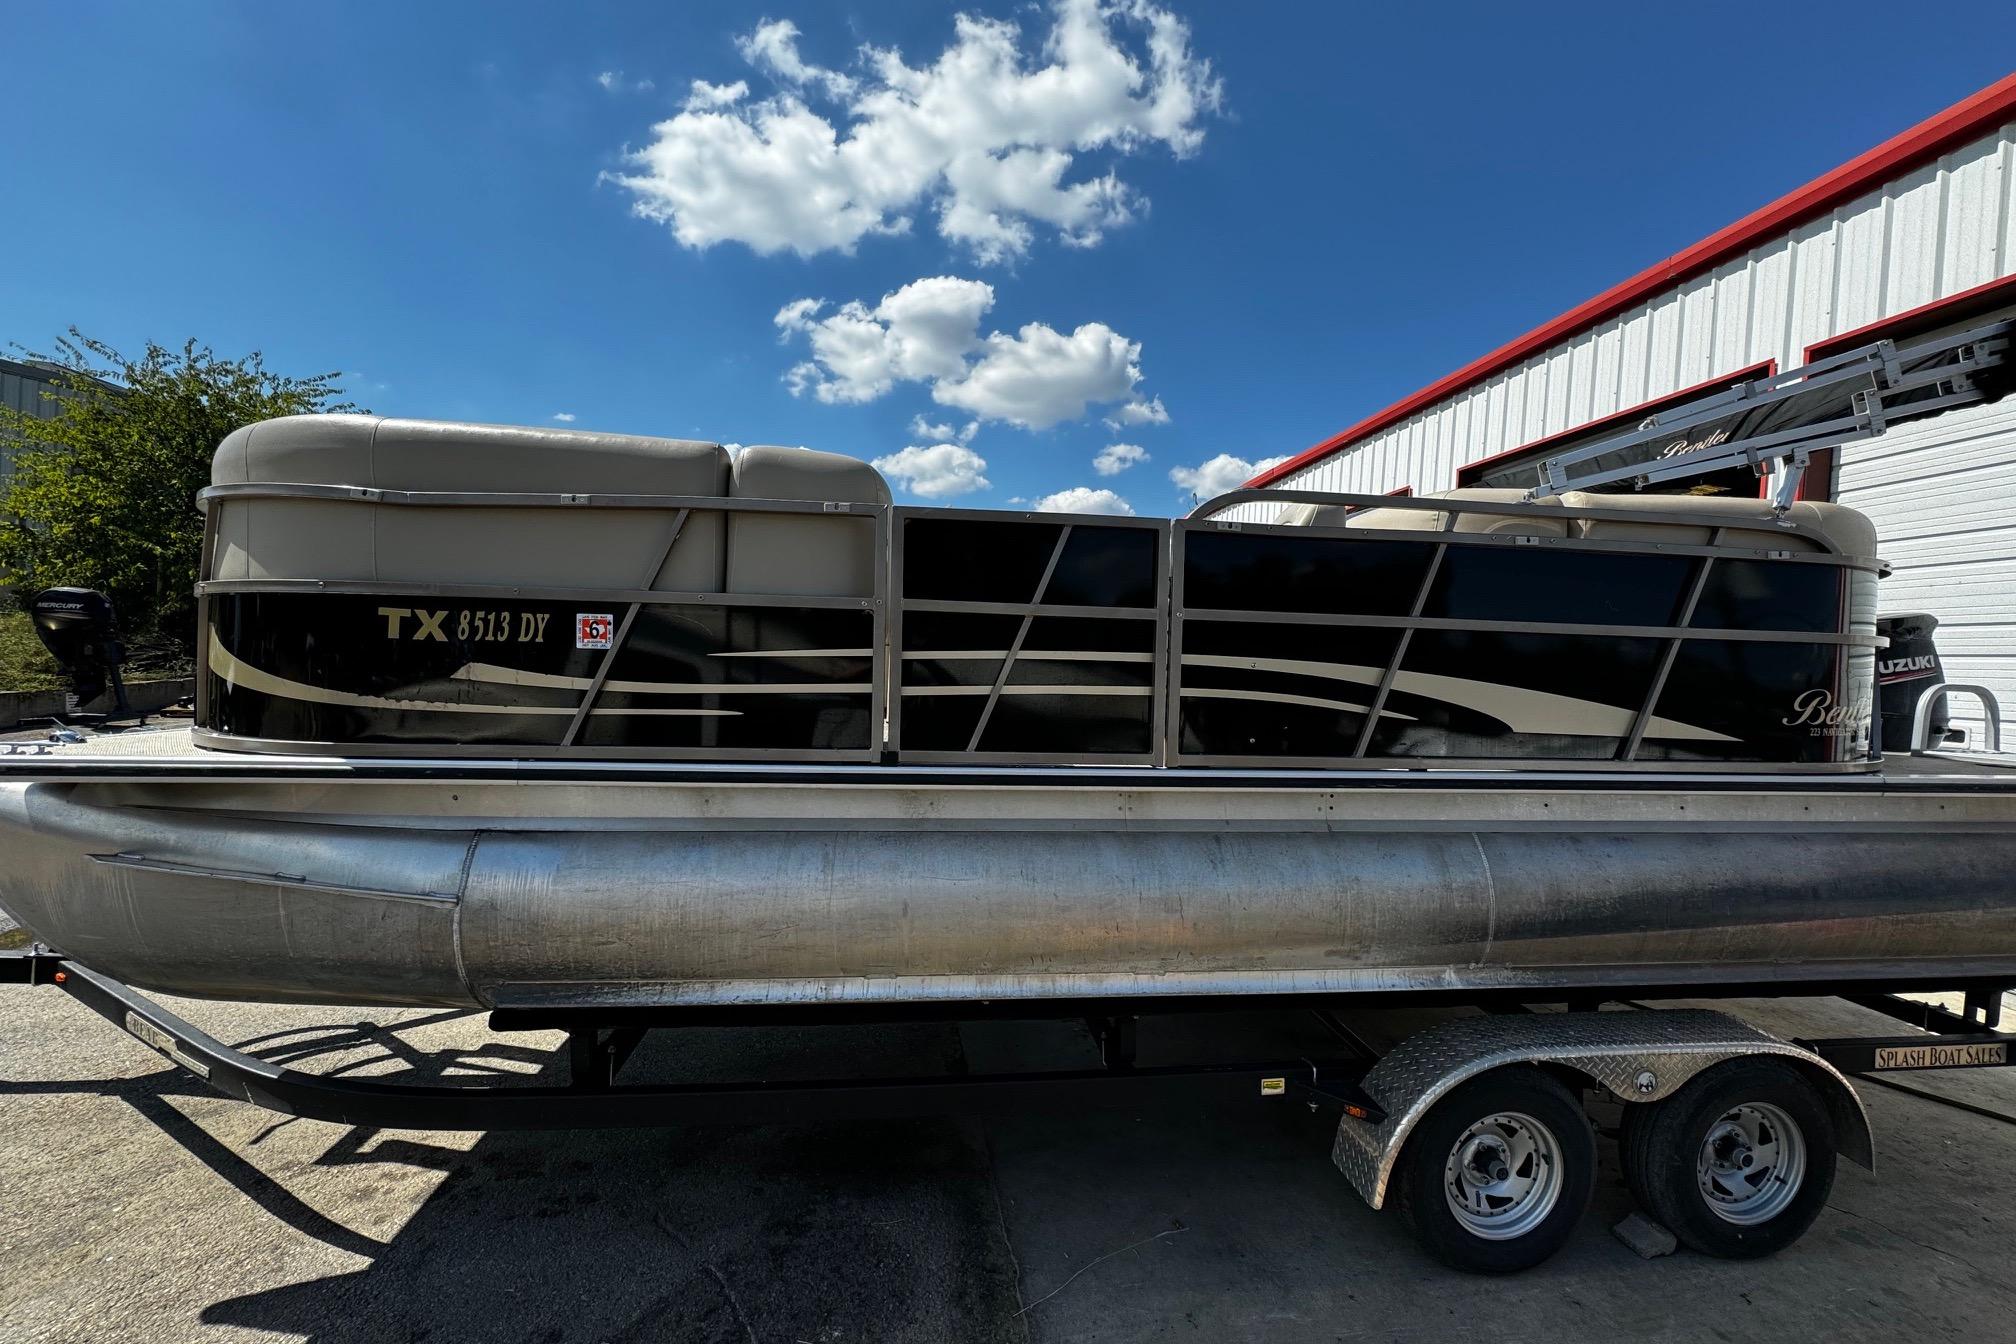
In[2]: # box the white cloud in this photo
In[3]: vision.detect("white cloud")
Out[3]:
[736,18,858,98]
[778,276,1156,429]
[1105,396,1169,428]
[909,414,977,444]
[595,71,655,94]
[1031,485,1135,515]
[1169,453,1290,501]
[551,412,577,422]
[872,443,991,499]
[934,321,1142,429]
[1093,442,1147,476]
[776,276,992,405]
[684,79,747,110]
[608,0,1222,262]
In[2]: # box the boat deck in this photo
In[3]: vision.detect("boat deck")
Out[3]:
[3,723,2015,792]
[1876,750,2016,778]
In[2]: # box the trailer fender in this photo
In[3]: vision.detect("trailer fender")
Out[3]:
[1332,1010,1873,1209]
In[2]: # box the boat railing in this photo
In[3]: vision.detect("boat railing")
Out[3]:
[195,484,893,763]
[1190,486,1865,556]
[887,506,1168,765]
[1160,489,1879,770]
[191,482,1885,772]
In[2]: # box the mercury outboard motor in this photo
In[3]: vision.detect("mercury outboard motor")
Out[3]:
[29,587,131,716]
[1875,612,1949,751]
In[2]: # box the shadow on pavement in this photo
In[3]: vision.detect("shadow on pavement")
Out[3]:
[8,1004,1385,1342]
[186,1019,1028,1344]
[202,1117,1026,1344]
[0,1008,528,1259]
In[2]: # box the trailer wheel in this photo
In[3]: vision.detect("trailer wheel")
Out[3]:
[1393,1066,1595,1273]
[1621,1057,1836,1259]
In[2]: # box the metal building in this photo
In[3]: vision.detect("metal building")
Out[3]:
[0,355,117,493]
[0,357,68,490]
[1216,74,2016,743]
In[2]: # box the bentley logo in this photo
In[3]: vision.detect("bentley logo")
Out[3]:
[1783,688,1868,734]
[1658,427,1733,459]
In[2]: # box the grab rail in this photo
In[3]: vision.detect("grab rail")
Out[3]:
[1913,683,2003,753]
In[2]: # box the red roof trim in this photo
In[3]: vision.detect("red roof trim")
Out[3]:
[1247,72,2016,491]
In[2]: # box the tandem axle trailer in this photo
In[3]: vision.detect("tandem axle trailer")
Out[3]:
[5,945,2011,1273]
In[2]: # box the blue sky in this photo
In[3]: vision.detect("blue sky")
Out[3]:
[5,4,2013,517]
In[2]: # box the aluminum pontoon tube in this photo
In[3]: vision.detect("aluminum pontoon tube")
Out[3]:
[5,773,2016,1009]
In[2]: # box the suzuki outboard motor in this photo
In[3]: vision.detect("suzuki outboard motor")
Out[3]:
[29,587,130,715]
[1875,612,1948,751]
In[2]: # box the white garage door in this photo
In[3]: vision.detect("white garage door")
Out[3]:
[1837,395,2016,750]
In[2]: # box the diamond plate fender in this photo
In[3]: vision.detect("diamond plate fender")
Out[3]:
[1331,1009,1873,1209]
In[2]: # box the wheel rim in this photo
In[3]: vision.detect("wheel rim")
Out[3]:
[1695,1101,1807,1226]
[1441,1110,1564,1241]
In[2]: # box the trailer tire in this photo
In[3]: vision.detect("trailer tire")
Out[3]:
[1621,1057,1836,1259]
[1393,1066,1594,1274]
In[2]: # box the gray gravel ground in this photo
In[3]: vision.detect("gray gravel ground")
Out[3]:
[3,989,2015,1343]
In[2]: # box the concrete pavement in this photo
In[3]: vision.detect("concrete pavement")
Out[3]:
[3,989,2015,1343]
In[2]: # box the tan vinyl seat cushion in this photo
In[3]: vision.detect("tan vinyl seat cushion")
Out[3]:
[210,414,733,589]
[1557,491,1877,558]
[1276,489,1568,538]
[1369,488,1570,538]
[1269,484,1875,557]
[727,445,892,598]
[1272,502,1354,528]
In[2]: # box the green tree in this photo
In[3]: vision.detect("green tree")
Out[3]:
[0,330,356,664]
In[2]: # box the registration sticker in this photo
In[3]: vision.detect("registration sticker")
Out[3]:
[575,613,615,650]
[1874,1042,2008,1070]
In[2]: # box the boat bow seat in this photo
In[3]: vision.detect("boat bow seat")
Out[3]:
[210,416,894,599]
[728,445,891,598]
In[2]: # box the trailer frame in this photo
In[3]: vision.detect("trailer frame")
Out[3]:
[0,948,1385,1130]
[9,944,2014,1271]
[6,945,2012,1134]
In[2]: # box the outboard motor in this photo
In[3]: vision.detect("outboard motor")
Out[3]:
[1875,612,1949,751]
[29,587,131,716]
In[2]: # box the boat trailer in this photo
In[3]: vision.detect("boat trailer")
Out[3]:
[6,945,2014,1272]
[0,947,1386,1131]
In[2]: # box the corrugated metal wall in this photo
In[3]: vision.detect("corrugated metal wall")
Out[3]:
[1838,397,2016,746]
[1223,119,2016,520]
[0,361,73,491]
